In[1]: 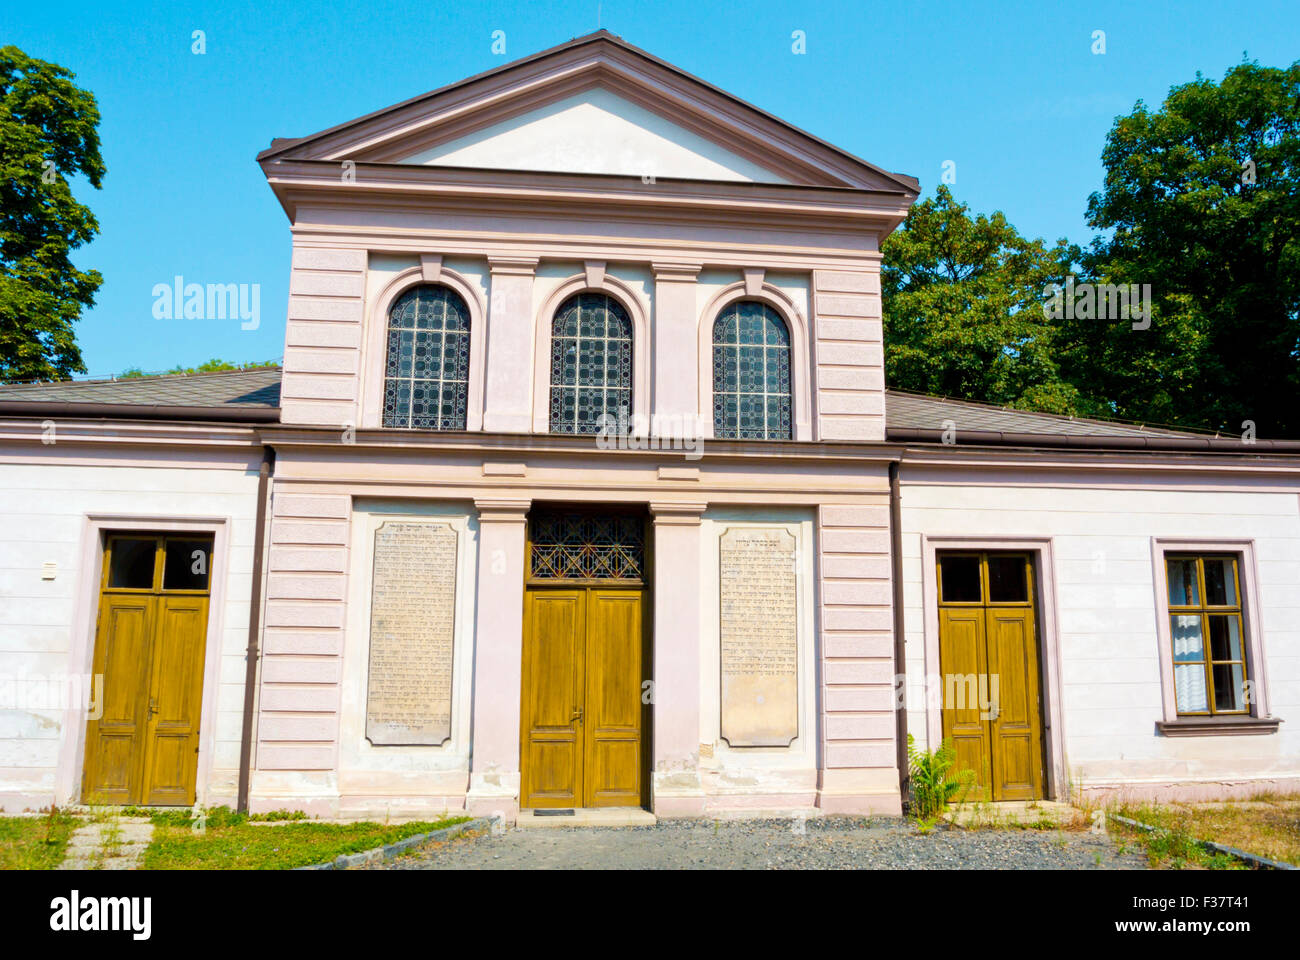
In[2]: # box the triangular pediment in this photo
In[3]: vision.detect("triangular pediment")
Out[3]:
[259,31,918,194]
[400,88,789,183]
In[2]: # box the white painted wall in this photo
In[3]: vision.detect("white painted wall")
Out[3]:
[0,453,262,811]
[403,88,789,183]
[900,472,1300,796]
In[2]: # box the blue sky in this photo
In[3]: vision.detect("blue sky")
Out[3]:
[6,0,1298,378]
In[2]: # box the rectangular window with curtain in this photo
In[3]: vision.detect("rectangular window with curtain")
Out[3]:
[1164,554,1249,715]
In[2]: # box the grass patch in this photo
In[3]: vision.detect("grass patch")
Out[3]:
[0,808,78,869]
[140,806,470,870]
[1109,799,1300,869]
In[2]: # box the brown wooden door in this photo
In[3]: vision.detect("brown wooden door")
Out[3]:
[937,552,1044,801]
[521,587,645,809]
[520,589,586,808]
[83,535,212,805]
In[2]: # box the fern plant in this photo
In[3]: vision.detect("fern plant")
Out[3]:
[907,734,976,824]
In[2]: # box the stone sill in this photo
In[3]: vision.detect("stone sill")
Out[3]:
[1156,716,1281,737]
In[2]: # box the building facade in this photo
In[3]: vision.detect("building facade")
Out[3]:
[1,32,1297,820]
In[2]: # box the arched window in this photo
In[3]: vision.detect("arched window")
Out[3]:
[382,284,471,430]
[712,300,792,439]
[548,293,633,434]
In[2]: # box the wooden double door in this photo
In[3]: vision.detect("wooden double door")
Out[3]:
[82,534,213,805]
[520,587,648,809]
[937,552,1045,801]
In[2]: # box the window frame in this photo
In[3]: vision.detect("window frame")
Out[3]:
[360,260,487,432]
[531,271,650,435]
[1150,538,1275,735]
[380,282,473,431]
[710,299,794,441]
[1164,553,1248,717]
[545,292,635,436]
[696,280,812,442]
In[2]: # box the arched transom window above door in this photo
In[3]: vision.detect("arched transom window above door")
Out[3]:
[548,292,634,434]
[712,300,793,440]
[382,283,471,430]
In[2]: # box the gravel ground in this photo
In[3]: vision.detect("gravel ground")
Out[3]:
[371,817,1150,870]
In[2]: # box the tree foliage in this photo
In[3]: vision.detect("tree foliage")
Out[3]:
[119,358,280,379]
[884,60,1300,437]
[882,186,1083,414]
[1078,59,1300,436]
[0,45,105,383]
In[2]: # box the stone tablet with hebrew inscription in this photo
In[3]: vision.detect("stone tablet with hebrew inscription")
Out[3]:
[720,527,799,747]
[366,521,457,745]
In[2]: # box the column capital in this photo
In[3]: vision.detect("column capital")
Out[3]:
[474,498,531,522]
[487,256,539,276]
[652,261,702,283]
[649,501,708,524]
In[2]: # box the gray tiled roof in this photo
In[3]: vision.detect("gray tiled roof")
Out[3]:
[0,367,282,408]
[884,390,1211,438]
[0,367,1214,438]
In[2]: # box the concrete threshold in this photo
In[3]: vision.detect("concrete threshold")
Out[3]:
[517,807,657,828]
[944,799,1079,827]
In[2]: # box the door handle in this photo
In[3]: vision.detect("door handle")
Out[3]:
[571,706,584,724]
[148,697,158,719]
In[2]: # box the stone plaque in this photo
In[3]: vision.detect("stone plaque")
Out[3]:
[366,521,458,745]
[719,527,799,747]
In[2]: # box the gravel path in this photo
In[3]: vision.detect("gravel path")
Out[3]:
[373,817,1149,870]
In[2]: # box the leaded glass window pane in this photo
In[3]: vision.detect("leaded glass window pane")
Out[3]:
[529,511,645,582]
[712,301,792,439]
[382,284,471,430]
[549,293,634,435]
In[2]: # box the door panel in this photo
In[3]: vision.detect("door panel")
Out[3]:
[83,596,155,803]
[986,607,1042,800]
[938,607,991,798]
[584,591,642,807]
[143,596,210,805]
[521,590,585,807]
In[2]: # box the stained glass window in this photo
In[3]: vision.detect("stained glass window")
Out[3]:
[548,293,633,435]
[529,511,645,582]
[382,284,470,430]
[712,301,792,440]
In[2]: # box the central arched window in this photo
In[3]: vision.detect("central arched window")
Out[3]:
[382,284,470,430]
[548,292,633,434]
[712,300,792,439]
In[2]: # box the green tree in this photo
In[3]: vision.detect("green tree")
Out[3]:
[881,186,1083,414]
[119,359,280,379]
[0,46,105,383]
[1079,59,1300,437]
